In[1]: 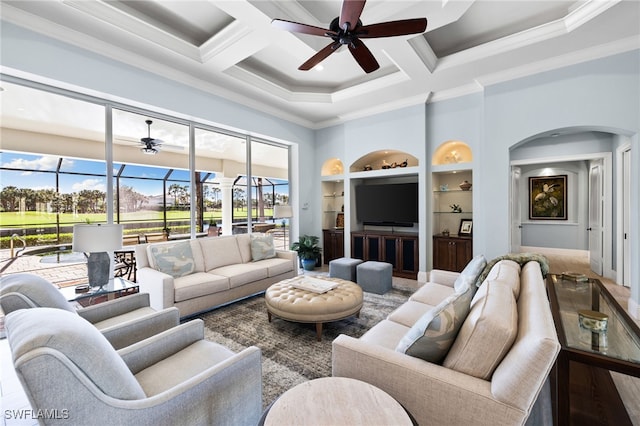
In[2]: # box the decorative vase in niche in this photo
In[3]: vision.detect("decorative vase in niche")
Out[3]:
[459,180,472,191]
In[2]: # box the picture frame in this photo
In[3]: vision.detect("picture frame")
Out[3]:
[458,219,473,236]
[529,175,567,220]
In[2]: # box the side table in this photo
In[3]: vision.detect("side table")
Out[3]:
[546,274,640,425]
[58,277,139,308]
[261,377,414,425]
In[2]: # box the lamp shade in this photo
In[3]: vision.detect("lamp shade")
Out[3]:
[274,205,293,219]
[73,224,123,253]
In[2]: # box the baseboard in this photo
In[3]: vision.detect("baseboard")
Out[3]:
[520,246,589,258]
[628,297,640,320]
[417,271,427,284]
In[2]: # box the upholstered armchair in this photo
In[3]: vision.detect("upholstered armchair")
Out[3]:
[0,273,179,349]
[5,308,262,426]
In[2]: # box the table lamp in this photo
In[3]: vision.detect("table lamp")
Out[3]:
[73,224,123,289]
[273,205,293,249]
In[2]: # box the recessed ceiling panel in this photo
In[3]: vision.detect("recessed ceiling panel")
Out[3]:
[108,0,233,46]
[425,1,582,57]
[233,42,395,92]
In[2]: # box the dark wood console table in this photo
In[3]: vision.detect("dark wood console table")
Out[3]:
[546,274,640,425]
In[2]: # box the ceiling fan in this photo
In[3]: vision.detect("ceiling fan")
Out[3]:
[140,120,163,155]
[272,0,427,73]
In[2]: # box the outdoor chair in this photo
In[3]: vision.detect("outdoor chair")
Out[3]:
[0,273,179,350]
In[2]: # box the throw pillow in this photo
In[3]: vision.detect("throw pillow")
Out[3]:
[395,287,473,363]
[149,241,195,278]
[250,233,276,261]
[453,254,487,293]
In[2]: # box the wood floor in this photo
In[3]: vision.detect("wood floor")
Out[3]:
[546,254,640,426]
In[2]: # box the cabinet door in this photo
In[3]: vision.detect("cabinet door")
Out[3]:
[454,238,472,272]
[365,235,381,261]
[352,233,365,260]
[399,236,418,277]
[382,236,398,269]
[433,237,452,270]
[333,229,344,260]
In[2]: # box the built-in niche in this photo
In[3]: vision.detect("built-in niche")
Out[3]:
[321,157,344,176]
[432,140,472,165]
[350,150,418,173]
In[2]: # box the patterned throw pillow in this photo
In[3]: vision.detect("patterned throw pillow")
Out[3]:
[395,287,473,363]
[250,233,276,261]
[454,254,487,293]
[149,241,195,278]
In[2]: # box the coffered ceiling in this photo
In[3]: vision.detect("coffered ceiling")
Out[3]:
[1,1,638,128]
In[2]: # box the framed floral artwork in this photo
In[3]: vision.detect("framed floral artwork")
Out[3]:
[529,175,567,220]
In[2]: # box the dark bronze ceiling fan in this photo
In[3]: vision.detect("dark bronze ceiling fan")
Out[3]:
[272,0,427,73]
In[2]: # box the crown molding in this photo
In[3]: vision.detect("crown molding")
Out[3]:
[477,36,640,88]
[436,0,619,71]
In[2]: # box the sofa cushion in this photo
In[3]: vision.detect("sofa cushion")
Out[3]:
[199,236,243,271]
[409,283,455,306]
[388,300,438,328]
[361,319,412,350]
[6,308,146,400]
[173,272,230,303]
[148,241,196,278]
[443,281,518,379]
[454,254,487,293]
[483,260,521,299]
[250,233,276,261]
[209,263,268,289]
[395,288,472,363]
[135,340,235,396]
[235,234,253,264]
[253,257,294,277]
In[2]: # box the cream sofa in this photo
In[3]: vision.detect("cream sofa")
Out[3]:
[135,234,297,317]
[332,259,560,426]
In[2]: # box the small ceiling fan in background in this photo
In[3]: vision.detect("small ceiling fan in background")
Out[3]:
[272,0,427,73]
[140,120,163,155]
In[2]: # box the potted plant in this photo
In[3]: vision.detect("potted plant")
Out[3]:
[291,235,321,271]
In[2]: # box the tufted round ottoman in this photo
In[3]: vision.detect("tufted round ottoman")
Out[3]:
[265,276,363,341]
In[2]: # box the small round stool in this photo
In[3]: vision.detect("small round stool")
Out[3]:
[265,277,363,341]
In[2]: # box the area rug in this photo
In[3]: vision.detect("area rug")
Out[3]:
[194,287,412,408]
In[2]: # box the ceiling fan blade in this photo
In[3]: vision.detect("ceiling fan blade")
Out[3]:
[339,0,366,31]
[272,19,335,37]
[358,18,427,38]
[299,41,341,70]
[348,38,379,73]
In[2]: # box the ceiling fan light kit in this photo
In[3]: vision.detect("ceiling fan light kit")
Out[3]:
[272,0,427,74]
[139,119,163,154]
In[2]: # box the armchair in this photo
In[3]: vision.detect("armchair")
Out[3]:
[0,273,179,349]
[5,308,262,425]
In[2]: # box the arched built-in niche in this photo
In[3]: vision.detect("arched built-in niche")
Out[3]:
[432,140,472,165]
[350,150,418,173]
[321,157,344,176]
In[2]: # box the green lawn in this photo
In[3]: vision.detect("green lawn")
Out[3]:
[0,208,277,249]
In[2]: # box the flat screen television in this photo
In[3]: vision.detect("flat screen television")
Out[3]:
[355,182,418,227]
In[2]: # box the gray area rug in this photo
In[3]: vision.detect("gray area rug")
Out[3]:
[194,288,412,408]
